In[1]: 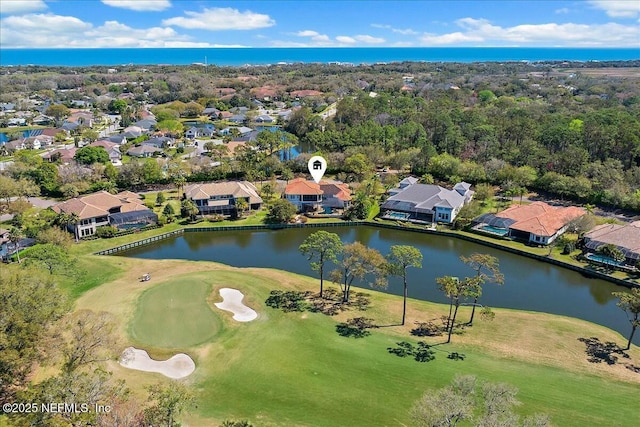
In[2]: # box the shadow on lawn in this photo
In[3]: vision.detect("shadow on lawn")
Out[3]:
[577,337,630,365]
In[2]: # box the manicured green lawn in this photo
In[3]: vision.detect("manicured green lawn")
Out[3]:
[101,268,640,427]
[130,276,221,348]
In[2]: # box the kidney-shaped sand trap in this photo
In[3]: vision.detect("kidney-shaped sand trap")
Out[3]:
[119,347,195,379]
[214,288,258,322]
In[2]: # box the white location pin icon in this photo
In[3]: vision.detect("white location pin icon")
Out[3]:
[308,155,327,183]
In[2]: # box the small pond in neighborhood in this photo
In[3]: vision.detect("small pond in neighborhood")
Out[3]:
[116,226,638,344]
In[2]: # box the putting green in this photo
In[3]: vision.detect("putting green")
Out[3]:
[130,277,221,348]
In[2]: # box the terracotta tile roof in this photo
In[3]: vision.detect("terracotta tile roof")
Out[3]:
[90,140,118,150]
[184,181,262,205]
[226,141,246,156]
[290,90,323,97]
[319,181,352,201]
[285,178,323,196]
[497,202,586,237]
[52,190,147,220]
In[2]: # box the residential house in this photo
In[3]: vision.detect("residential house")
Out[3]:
[203,107,220,117]
[228,114,246,124]
[67,111,94,127]
[0,103,16,112]
[472,202,585,245]
[185,125,215,139]
[42,147,77,164]
[127,145,162,158]
[123,126,143,138]
[318,181,352,211]
[389,176,419,196]
[143,136,173,148]
[184,181,263,216]
[105,134,127,145]
[284,178,352,212]
[255,114,275,123]
[583,221,640,264]
[51,190,157,238]
[381,182,474,224]
[24,135,53,148]
[32,114,53,126]
[90,140,121,163]
[220,126,253,136]
[0,228,35,261]
[61,121,80,132]
[134,118,157,132]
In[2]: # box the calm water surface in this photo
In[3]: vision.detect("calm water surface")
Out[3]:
[117,226,636,344]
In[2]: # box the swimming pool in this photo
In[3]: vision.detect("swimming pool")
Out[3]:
[585,253,626,267]
[386,212,410,220]
[480,225,509,236]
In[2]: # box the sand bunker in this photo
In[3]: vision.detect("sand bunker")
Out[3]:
[214,288,258,322]
[119,347,195,379]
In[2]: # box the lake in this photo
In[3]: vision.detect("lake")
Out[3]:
[116,226,636,344]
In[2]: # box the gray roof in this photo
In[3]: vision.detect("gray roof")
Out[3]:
[382,183,466,214]
[584,221,640,260]
[399,176,419,186]
[127,145,161,156]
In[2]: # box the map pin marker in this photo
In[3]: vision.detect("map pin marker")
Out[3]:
[308,155,327,183]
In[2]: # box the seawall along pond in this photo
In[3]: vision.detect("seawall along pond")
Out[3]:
[106,224,637,345]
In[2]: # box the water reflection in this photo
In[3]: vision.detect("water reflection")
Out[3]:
[118,226,635,344]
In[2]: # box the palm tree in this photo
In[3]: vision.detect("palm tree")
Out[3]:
[8,227,24,263]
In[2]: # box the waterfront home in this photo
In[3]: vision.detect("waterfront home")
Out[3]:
[583,221,640,265]
[184,181,263,216]
[388,176,419,196]
[472,202,585,245]
[381,182,473,224]
[51,191,156,238]
[284,178,352,213]
[284,178,324,212]
[220,126,253,136]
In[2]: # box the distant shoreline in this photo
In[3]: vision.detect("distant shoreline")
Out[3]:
[2,47,638,67]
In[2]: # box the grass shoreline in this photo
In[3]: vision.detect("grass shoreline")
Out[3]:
[74,257,640,426]
[78,218,637,289]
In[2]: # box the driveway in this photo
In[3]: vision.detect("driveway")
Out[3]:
[0,196,58,222]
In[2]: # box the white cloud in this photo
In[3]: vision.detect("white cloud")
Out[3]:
[0,13,218,48]
[0,0,47,14]
[371,23,418,35]
[101,1,171,11]
[419,17,640,47]
[588,1,640,18]
[296,30,320,37]
[292,29,332,45]
[355,35,385,44]
[162,7,275,30]
[555,7,570,14]
[336,36,356,44]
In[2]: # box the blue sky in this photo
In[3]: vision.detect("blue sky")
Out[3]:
[1,0,639,48]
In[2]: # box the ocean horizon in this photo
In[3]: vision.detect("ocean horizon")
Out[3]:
[1,47,638,67]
